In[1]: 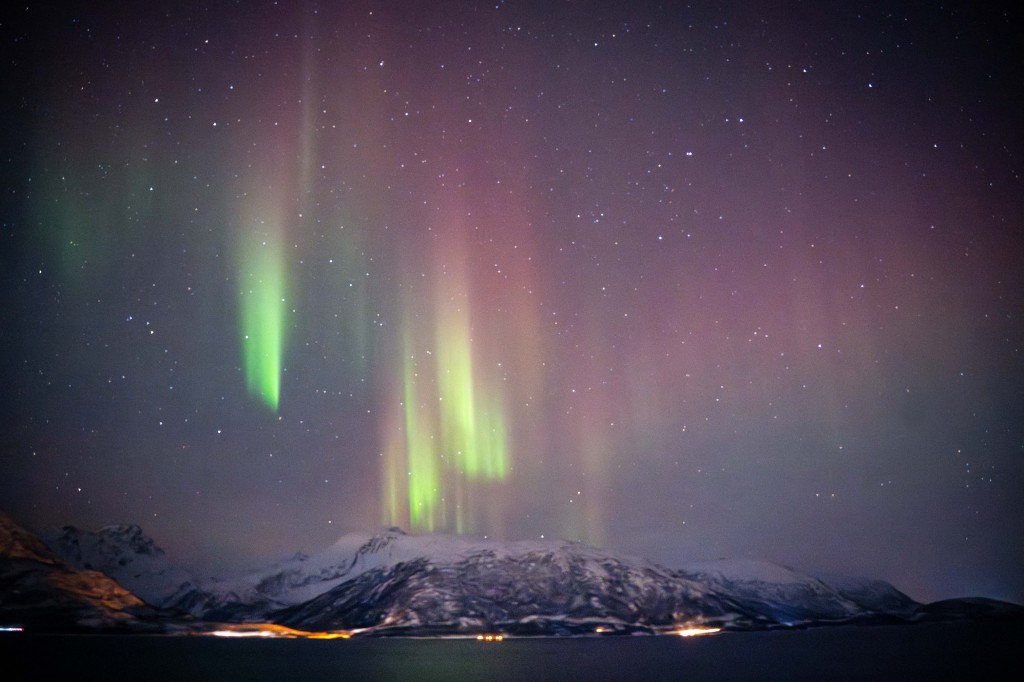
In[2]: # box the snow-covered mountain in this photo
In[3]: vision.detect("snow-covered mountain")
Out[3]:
[812,573,920,616]
[274,538,742,635]
[119,527,926,634]
[0,511,156,632]
[34,520,1023,636]
[163,529,525,620]
[41,523,191,605]
[672,559,911,625]
[269,535,932,635]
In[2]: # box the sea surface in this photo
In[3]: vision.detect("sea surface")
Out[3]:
[3,621,1020,681]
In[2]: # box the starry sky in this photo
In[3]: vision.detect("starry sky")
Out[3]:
[2,1,1021,603]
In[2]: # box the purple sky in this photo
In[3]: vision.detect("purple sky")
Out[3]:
[2,1,1021,603]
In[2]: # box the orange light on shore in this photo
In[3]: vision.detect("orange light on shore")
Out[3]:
[476,634,504,642]
[675,627,722,637]
[206,624,351,639]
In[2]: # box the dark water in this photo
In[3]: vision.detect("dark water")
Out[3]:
[3,621,1020,681]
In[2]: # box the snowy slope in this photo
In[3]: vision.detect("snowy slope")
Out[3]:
[674,559,865,624]
[275,539,738,635]
[0,511,154,632]
[39,520,991,635]
[42,524,191,605]
[814,573,919,615]
[161,528,480,618]
[92,527,928,632]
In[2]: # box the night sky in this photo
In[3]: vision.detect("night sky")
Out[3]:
[2,1,1021,604]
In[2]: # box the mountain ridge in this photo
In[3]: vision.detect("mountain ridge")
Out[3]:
[6,515,1020,636]
[0,511,159,632]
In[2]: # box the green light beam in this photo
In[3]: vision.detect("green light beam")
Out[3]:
[238,225,286,411]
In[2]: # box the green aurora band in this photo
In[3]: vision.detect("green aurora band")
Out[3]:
[391,286,509,532]
[238,226,286,411]
[402,332,442,530]
[435,311,507,480]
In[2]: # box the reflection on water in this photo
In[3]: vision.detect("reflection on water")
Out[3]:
[3,621,1021,682]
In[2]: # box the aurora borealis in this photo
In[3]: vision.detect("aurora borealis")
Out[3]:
[1,1,1022,604]
[237,205,287,412]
